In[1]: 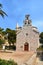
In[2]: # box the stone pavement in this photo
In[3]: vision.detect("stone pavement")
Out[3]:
[22,53,43,65]
[0,51,43,65]
[35,58,43,65]
[22,53,36,65]
[0,51,34,65]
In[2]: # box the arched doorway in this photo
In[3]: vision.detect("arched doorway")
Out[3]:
[24,42,29,51]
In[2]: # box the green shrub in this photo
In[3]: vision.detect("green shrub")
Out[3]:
[0,39,5,45]
[5,45,16,50]
[37,46,43,51]
[0,59,17,65]
[7,59,17,65]
[0,45,2,50]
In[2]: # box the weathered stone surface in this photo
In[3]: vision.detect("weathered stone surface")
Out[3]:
[16,15,39,52]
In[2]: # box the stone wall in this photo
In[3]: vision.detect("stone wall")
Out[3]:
[16,25,39,52]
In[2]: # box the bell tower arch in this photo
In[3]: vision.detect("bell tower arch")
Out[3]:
[23,14,32,26]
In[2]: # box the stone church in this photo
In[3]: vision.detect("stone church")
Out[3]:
[16,15,39,52]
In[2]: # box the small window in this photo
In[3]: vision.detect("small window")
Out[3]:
[25,22,26,24]
[28,22,29,24]
[26,33,28,36]
[21,46,23,48]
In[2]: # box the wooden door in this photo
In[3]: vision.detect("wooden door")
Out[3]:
[24,43,29,51]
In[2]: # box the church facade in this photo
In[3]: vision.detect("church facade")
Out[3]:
[16,15,39,52]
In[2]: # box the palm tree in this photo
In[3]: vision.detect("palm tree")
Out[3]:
[0,3,7,18]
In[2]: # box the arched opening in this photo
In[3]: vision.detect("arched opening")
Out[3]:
[24,42,29,51]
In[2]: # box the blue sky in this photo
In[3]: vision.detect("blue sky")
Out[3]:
[0,0,43,32]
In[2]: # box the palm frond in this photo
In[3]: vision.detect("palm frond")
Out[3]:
[0,10,8,18]
[0,12,4,18]
[0,4,3,8]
